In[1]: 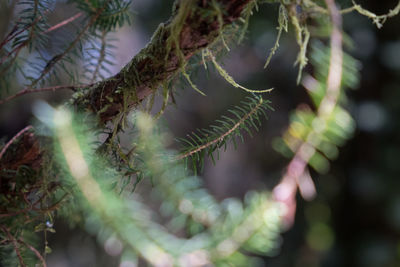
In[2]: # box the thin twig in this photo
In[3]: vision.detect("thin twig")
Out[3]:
[0,192,67,219]
[0,4,51,52]
[0,0,42,76]
[44,12,83,34]
[0,0,17,49]
[0,25,25,51]
[31,2,110,87]
[0,125,33,160]
[0,225,26,266]
[0,84,87,105]
[17,238,47,267]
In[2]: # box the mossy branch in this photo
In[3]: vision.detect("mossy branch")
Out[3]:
[73,0,253,124]
[1,0,254,173]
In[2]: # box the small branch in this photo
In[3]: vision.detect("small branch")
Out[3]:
[0,25,25,51]
[0,191,66,219]
[90,30,107,83]
[0,84,86,105]
[0,2,44,76]
[177,98,264,160]
[0,5,51,51]
[44,12,83,34]
[0,0,17,49]
[0,40,25,76]
[31,2,110,87]
[0,125,33,160]
[0,225,26,267]
[17,238,47,267]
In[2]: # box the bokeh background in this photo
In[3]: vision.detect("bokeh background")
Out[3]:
[1,0,400,266]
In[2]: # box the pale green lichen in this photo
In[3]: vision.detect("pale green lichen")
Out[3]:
[351,0,400,28]
[155,82,170,119]
[182,69,206,96]
[238,0,259,44]
[211,0,230,51]
[264,4,288,69]
[205,49,273,94]
[165,0,194,65]
[290,12,309,85]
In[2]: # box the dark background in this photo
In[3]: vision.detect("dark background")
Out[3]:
[1,0,400,266]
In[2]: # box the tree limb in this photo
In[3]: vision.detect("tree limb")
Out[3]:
[1,0,253,178]
[73,0,252,123]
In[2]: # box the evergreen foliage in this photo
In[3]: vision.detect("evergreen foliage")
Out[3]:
[178,96,273,172]
[41,107,282,266]
[272,42,359,174]
[0,0,399,266]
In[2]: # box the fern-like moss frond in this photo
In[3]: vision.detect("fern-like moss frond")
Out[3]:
[177,96,273,170]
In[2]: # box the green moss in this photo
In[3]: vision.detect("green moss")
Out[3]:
[205,49,273,94]
[264,4,288,69]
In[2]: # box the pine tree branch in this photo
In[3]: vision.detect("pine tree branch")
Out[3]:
[90,30,108,84]
[31,2,110,87]
[73,0,253,123]
[0,127,43,174]
[0,125,33,160]
[17,238,47,267]
[0,23,27,52]
[0,225,26,267]
[0,1,45,77]
[44,12,83,34]
[177,97,265,160]
[0,84,87,105]
[0,0,253,184]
